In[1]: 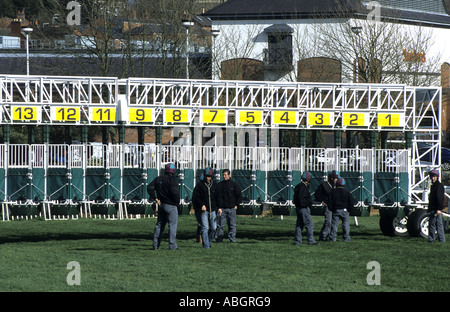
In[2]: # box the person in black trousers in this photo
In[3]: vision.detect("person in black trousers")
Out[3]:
[329,178,355,242]
[428,169,446,243]
[315,170,339,241]
[293,171,318,245]
[215,169,242,243]
[192,167,217,248]
[147,163,180,250]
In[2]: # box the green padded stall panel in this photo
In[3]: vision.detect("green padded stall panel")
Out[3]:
[109,168,121,201]
[47,168,70,201]
[231,170,252,202]
[267,170,290,202]
[122,168,141,201]
[374,172,408,204]
[71,168,84,202]
[85,168,107,201]
[0,168,5,201]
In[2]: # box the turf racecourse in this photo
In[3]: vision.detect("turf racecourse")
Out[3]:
[0,214,449,292]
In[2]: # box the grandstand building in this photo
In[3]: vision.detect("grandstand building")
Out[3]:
[202,0,450,83]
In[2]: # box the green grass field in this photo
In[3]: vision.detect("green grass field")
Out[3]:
[1,214,449,292]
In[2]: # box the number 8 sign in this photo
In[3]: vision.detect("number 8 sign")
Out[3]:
[164,109,191,123]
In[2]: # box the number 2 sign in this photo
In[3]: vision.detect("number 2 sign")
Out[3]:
[342,112,369,127]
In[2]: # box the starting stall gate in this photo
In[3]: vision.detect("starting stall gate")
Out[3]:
[0,75,442,237]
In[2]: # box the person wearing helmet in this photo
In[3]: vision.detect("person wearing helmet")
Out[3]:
[147,163,180,250]
[192,167,217,248]
[329,178,355,242]
[428,169,446,243]
[215,169,242,243]
[314,170,339,241]
[293,171,318,245]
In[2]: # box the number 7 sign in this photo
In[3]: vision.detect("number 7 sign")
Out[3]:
[201,109,227,124]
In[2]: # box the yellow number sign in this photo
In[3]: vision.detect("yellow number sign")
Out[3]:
[90,107,116,122]
[164,109,191,123]
[307,112,333,126]
[51,107,80,122]
[129,108,153,123]
[272,111,297,125]
[12,106,39,121]
[202,109,226,124]
[342,112,368,127]
[237,110,262,125]
[378,113,405,127]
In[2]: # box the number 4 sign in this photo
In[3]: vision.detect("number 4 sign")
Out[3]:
[272,111,297,125]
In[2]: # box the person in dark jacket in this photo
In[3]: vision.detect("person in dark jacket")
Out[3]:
[147,163,180,250]
[329,178,355,242]
[293,172,318,245]
[315,170,339,241]
[428,169,446,243]
[215,169,242,243]
[192,167,217,248]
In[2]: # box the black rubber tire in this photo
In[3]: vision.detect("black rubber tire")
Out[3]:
[406,209,430,238]
[379,214,408,236]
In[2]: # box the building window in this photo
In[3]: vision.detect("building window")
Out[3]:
[264,24,293,71]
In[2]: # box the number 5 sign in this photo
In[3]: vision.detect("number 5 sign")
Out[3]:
[236,110,262,125]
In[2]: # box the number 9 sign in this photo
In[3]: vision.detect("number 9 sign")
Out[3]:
[129,108,153,123]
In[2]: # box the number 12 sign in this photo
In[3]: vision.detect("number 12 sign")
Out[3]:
[51,107,80,122]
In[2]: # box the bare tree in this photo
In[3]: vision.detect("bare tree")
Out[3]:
[35,0,204,78]
[212,23,264,80]
[318,16,442,86]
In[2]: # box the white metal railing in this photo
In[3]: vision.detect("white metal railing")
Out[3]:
[9,144,30,168]
[0,144,4,168]
[70,145,83,168]
[375,149,409,173]
[48,144,67,167]
[0,143,414,174]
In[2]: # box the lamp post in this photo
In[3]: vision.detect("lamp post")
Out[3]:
[210,29,220,80]
[181,20,194,79]
[21,27,33,76]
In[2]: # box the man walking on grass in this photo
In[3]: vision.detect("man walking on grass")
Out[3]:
[147,163,180,250]
[215,169,242,243]
[428,169,446,243]
[293,171,318,245]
